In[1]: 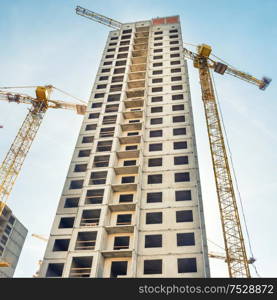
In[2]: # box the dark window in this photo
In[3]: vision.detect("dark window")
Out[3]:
[111,36,118,40]
[109,42,117,46]
[120,41,130,46]
[110,84,122,92]
[93,155,110,167]
[75,231,97,250]
[145,235,162,248]
[170,34,179,39]
[110,261,128,278]
[78,149,91,157]
[99,76,109,80]
[105,55,114,59]
[85,124,97,131]
[174,141,187,149]
[173,116,185,123]
[171,90,184,102]
[175,172,190,182]
[177,258,197,273]
[107,94,121,102]
[150,130,162,137]
[53,239,70,251]
[85,189,104,204]
[46,263,64,277]
[152,70,163,75]
[153,55,163,60]
[59,217,75,228]
[123,29,132,34]
[147,192,162,203]
[114,236,130,250]
[152,78,163,83]
[169,29,178,33]
[152,87,163,92]
[148,174,162,184]
[154,31,163,35]
[74,164,87,172]
[119,194,134,203]
[170,40,179,45]
[171,76,182,81]
[118,47,129,52]
[101,68,110,73]
[103,115,117,124]
[64,197,79,208]
[150,118,162,125]
[175,190,192,201]
[154,42,163,46]
[97,140,112,152]
[149,143,162,151]
[113,67,125,74]
[123,160,136,166]
[127,132,139,136]
[91,102,102,108]
[125,145,138,150]
[176,210,193,222]
[105,104,119,113]
[154,36,163,41]
[82,136,94,143]
[171,68,181,73]
[144,260,162,274]
[121,34,131,40]
[89,113,100,119]
[121,176,135,183]
[112,76,124,83]
[154,48,162,53]
[107,48,115,52]
[148,158,162,167]
[172,104,184,111]
[172,85,183,90]
[90,171,107,185]
[117,214,132,225]
[103,61,112,66]
[115,60,127,66]
[151,106,163,113]
[69,180,83,189]
[153,62,163,67]
[171,61,181,66]
[100,127,114,138]
[170,53,180,58]
[81,209,100,226]
[170,47,180,51]
[146,212,162,224]
[174,156,188,165]
[173,127,186,135]
[151,96,163,102]
[177,233,195,246]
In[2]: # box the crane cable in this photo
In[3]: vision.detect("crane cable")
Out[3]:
[210,70,261,278]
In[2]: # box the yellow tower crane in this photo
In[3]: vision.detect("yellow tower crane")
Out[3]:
[0,85,87,216]
[75,7,271,278]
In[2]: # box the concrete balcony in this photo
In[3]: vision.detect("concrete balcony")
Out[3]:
[105,224,134,234]
[101,249,132,258]
[117,150,140,159]
[118,135,141,144]
[127,80,145,90]
[108,203,136,212]
[135,31,149,38]
[123,110,143,119]
[121,122,142,131]
[128,72,146,81]
[130,64,146,72]
[132,56,147,65]
[111,183,138,192]
[133,44,148,51]
[124,98,144,108]
[134,37,148,45]
[114,165,139,175]
[126,89,144,98]
[132,50,147,57]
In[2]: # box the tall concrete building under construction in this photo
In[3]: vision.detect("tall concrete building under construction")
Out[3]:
[39,15,210,278]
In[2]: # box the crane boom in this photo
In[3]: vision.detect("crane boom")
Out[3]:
[76,6,122,29]
[0,86,87,214]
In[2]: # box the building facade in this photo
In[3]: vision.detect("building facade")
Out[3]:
[0,204,28,278]
[39,16,210,278]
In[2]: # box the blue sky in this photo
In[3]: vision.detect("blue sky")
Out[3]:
[0,0,276,277]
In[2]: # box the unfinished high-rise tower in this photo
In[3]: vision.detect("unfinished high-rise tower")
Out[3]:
[39,15,210,278]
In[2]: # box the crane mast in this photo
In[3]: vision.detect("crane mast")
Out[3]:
[197,57,250,277]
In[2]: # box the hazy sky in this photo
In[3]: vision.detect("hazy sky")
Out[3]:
[0,0,276,277]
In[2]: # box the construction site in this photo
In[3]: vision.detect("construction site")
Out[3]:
[0,1,275,279]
